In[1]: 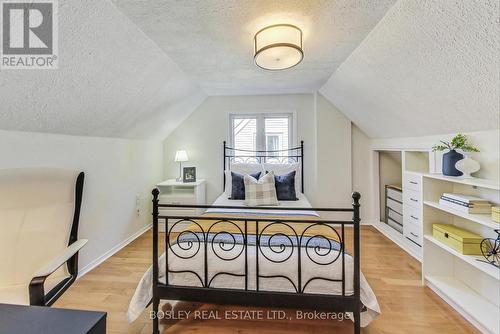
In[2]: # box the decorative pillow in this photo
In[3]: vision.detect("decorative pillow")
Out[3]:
[263,162,301,194]
[225,163,264,195]
[244,172,278,206]
[230,171,261,200]
[273,170,298,201]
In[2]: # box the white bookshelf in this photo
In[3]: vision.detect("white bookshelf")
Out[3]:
[424,200,499,229]
[422,175,500,334]
[424,173,500,191]
[373,146,500,332]
[424,235,500,280]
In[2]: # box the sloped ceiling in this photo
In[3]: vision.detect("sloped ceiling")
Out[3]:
[2,0,497,140]
[111,0,396,96]
[320,0,500,138]
[0,0,205,139]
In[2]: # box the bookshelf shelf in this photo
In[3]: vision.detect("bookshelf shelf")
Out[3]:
[424,200,499,229]
[425,275,500,334]
[423,174,500,191]
[424,235,500,280]
[422,175,500,333]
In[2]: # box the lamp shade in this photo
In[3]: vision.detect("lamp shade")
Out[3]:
[254,24,303,71]
[174,150,188,162]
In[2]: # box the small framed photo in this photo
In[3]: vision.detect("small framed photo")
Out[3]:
[182,167,196,183]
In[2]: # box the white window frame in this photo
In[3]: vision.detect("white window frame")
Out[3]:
[227,111,297,151]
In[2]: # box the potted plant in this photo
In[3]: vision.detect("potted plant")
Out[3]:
[432,134,480,177]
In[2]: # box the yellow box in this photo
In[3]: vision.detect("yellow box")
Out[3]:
[432,224,483,255]
[493,207,500,223]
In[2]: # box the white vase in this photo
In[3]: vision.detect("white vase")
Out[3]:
[455,154,480,178]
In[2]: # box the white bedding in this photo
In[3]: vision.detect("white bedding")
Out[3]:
[127,195,381,327]
[206,192,319,217]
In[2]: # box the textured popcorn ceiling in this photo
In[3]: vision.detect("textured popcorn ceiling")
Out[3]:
[2,0,497,139]
[0,0,205,139]
[112,0,396,96]
[320,0,500,138]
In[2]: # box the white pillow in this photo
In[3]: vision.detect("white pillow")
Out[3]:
[263,162,301,194]
[224,163,264,195]
[243,172,278,206]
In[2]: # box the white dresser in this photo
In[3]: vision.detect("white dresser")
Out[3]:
[403,171,423,246]
[156,179,206,218]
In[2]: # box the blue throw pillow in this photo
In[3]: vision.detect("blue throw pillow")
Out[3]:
[274,170,298,201]
[230,171,261,200]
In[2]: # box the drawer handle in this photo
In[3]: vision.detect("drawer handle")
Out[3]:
[410,215,418,220]
[410,232,419,237]
[410,198,418,202]
[410,181,418,185]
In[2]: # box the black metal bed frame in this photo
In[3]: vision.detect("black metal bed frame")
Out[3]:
[151,143,361,334]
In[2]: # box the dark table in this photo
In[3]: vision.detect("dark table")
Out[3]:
[0,303,106,334]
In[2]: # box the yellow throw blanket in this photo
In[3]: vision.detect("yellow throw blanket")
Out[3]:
[174,212,341,242]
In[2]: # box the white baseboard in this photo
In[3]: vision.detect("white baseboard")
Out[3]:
[370,221,422,262]
[77,223,152,278]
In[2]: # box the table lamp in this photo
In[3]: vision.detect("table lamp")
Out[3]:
[174,150,188,182]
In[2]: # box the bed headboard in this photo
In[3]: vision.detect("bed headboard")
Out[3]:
[223,140,304,193]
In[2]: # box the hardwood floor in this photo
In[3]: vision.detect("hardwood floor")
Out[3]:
[55,226,479,333]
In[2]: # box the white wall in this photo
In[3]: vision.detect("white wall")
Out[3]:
[351,125,373,222]
[314,94,352,207]
[0,130,163,273]
[163,93,353,208]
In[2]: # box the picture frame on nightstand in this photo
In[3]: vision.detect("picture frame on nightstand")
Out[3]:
[183,167,196,183]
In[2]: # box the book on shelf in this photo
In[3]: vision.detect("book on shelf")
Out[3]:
[441,193,490,204]
[440,196,492,208]
[439,196,492,214]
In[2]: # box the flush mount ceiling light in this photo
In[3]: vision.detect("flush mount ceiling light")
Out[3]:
[254,24,303,71]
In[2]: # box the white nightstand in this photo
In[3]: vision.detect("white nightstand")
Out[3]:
[156,179,206,231]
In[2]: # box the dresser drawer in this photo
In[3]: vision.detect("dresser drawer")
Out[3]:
[386,187,402,202]
[387,218,403,233]
[404,221,422,246]
[159,195,197,206]
[404,173,421,192]
[388,209,403,225]
[404,189,421,208]
[404,204,421,226]
[387,198,402,214]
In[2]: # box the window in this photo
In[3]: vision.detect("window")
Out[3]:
[266,135,280,156]
[232,117,257,153]
[229,113,294,157]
